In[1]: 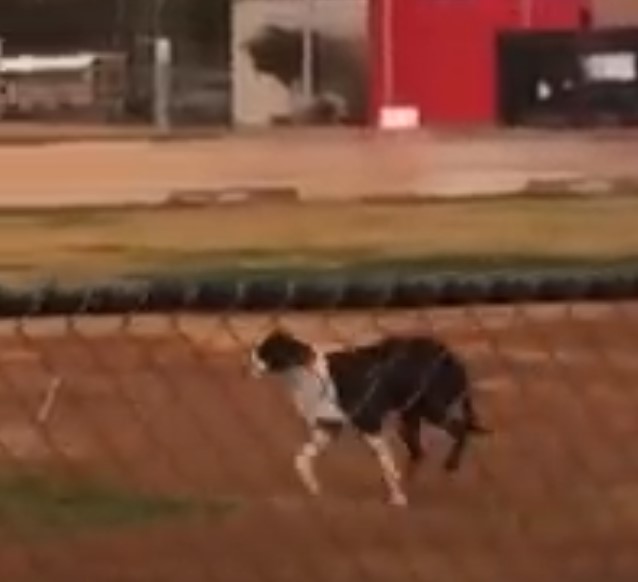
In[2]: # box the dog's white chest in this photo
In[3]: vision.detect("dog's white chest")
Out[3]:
[282,366,345,426]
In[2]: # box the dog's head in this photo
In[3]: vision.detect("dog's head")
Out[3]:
[251,329,315,376]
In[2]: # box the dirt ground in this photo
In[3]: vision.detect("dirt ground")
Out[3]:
[3,128,638,207]
[0,303,636,582]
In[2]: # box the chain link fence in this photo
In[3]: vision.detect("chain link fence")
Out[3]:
[0,273,636,582]
[0,0,371,130]
[0,0,230,127]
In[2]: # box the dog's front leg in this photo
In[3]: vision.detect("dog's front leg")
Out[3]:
[365,434,408,507]
[294,428,331,496]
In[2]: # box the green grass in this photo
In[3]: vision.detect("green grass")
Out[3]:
[0,472,238,536]
[1,195,638,284]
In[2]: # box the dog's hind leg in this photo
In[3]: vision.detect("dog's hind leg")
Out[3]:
[443,422,470,472]
[443,396,488,471]
[364,434,408,507]
[398,413,425,481]
[294,428,332,496]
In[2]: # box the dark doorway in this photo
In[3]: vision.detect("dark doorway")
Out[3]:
[498,28,638,127]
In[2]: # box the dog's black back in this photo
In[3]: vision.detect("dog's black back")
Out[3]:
[326,336,486,472]
[326,337,468,431]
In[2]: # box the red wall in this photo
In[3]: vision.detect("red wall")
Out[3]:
[370,0,591,125]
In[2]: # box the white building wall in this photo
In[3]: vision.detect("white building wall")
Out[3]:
[232,0,368,127]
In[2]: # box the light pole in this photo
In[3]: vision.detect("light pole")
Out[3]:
[300,0,315,109]
[521,0,533,28]
[0,37,5,120]
[151,0,171,132]
[381,0,394,107]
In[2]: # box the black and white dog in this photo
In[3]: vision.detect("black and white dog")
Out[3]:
[251,329,489,506]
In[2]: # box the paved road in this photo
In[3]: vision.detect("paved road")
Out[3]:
[2,128,638,207]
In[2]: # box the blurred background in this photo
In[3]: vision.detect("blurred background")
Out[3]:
[0,0,638,130]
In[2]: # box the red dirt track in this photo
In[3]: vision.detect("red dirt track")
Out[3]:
[0,304,637,582]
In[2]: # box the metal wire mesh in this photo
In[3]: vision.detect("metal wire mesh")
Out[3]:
[0,0,369,128]
[0,274,637,582]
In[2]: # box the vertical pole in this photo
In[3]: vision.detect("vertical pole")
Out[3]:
[0,37,5,120]
[521,0,533,28]
[381,0,394,106]
[301,0,315,109]
[153,36,172,133]
[152,0,171,132]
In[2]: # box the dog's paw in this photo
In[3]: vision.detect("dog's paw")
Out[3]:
[294,456,321,496]
[443,458,462,473]
[388,492,409,507]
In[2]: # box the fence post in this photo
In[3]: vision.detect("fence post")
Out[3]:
[153,36,172,133]
[520,0,533,28]
[300,0,316,112]
[381,0,394,107]
[0,37,5,120]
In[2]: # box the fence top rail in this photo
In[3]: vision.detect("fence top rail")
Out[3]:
[1,270,638,318]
